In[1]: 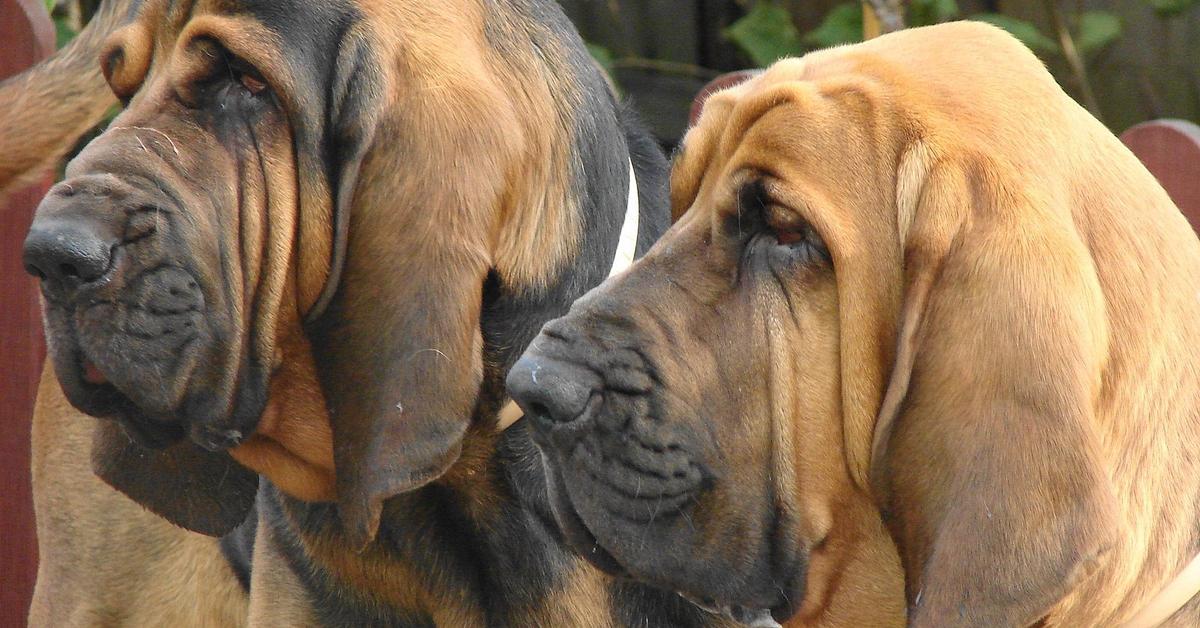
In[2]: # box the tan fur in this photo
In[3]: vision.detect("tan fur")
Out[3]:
[228,326,334,503]
[245,516,319,627]
[0,2,250,625]
[29,365,247,628]
[247,525,627,628]
[0,0,131,201]
[657,21,1200,626]
[357,0,582,291]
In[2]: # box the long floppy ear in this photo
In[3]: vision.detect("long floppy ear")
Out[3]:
[305,32,495,548]
[92,422,259,536]
[869,158,1119,626]
[304,29,381,324]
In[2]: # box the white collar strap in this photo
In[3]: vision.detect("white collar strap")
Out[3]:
[1120,551,1200,628]
[496,158,639,432]
[608,157,640,278]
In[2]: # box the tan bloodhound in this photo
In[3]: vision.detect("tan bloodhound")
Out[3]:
[19,0,753,625]
[509,22,1200,627]
[0,2,249,625]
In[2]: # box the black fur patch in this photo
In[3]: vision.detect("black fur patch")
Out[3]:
[218,503,259,592]
[261,485,438,627]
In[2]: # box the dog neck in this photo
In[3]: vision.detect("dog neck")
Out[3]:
[495,157,640,432]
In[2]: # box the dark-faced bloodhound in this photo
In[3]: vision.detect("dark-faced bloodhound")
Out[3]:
[509,22,1200,627]
[19,0,750,625]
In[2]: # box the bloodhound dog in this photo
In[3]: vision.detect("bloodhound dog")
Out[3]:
[509,22,1200,627]
[21,0,744,625]
[0,2,249,625]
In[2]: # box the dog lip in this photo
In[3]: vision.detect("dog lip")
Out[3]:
[543,461,629,577]
[56,347,187,449]
[571,437,705,523]
[82,359,109,385]
[676,593,782,628]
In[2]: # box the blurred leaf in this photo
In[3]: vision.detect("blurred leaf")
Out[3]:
[908,0,959,26]
[45,0,56,12]
[54,16,77,49]
[587,43,614,72]
[970,13,1058,54]
[1076,11,1121,54]
[1146,0,1198,17]
[803,3,863,49]
[726,2,806,66]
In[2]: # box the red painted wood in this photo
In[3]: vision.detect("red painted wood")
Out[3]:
[0,1,55,625]
[687,69,760,128]
[1121,120,1200,234]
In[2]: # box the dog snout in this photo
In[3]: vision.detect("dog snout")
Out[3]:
[507,354,599,430]
[23,216,118,285]
[23,181,131,290]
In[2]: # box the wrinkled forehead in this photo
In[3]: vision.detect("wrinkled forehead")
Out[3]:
[130,0,363,80]
[670,63,901,225]
[139,0,358,39]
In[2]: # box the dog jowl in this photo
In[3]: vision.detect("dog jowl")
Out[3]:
[21,0,356,458]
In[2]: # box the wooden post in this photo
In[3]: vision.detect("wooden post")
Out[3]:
[1120,120,1200,233]
[0,0,55,625]
[862,0,904,39]
[863,2,883,40]
[687,69,760,127]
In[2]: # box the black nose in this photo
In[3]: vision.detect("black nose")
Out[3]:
[23,218,116,284]
[507,355,599,427]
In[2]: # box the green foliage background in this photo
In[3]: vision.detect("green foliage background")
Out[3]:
[44,1,1200,143]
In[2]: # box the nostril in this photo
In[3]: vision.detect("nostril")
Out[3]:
[526,401,551,421]
[507,354,600,428]
[22,222,116,285]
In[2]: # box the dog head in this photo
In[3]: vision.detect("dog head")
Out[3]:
[25,0,639,543]
[510,22,1129,625]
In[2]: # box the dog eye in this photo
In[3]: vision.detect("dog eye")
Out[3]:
[227,58,269,96]
[764,205,830,263]
[734,178,830,264]
[237,71,267,95]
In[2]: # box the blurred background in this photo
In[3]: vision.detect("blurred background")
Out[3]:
[558,0,1200,147]
[48,0,1200,149]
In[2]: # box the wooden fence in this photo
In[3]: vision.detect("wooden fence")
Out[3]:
[0,1,52,625]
